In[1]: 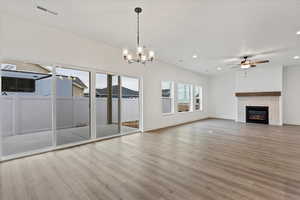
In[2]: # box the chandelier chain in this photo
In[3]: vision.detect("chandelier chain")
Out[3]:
[137,12,140,46]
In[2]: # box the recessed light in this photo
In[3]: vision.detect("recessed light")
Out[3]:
[294,56,300,60]
[297,31,300,35]
[217,67,222,71]
[192,54,198,59]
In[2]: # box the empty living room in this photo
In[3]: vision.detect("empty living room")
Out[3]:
[1,1,300,199]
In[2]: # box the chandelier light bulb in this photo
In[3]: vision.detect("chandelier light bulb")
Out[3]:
[149,51,155,58]
[141,55,147,62]
[137,46,143,54]
[127,54,133,60]
[123,49,129,56]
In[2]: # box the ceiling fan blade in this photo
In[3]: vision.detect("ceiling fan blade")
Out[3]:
[224,48,288,62]
[241,48,288,58]
[230,65,241,69]
[252,60,270,64]
[255,48,289,56]
[223,57,240,63]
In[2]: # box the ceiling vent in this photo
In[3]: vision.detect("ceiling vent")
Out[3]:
[36,5,58,16]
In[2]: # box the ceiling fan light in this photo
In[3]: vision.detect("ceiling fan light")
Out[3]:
[241,64,251,69]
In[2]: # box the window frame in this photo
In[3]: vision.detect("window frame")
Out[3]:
[194,85,203,111]
[177,83,193,113]
[2,76,36,93]
[161,81,174,115]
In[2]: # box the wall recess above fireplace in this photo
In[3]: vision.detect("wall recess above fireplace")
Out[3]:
[235,91,281,97]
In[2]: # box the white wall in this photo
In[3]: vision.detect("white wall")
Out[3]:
[0,15,3,61]
[0,14,209,131]
[208,72,236,120]
[208,65,283,120]
[236,65,283,92]
[283,66,300,125]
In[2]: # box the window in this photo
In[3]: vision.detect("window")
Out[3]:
[177,83,192,112]
[194,86,203,111]
[2,77,35,93]
[161,81,174,114]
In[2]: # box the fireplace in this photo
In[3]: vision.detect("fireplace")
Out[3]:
[246,106,269,124]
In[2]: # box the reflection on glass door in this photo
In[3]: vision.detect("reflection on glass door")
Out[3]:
[121,76,140,132]
[95,73,120,138]
[56,67,90,145]
[0,62,53,156]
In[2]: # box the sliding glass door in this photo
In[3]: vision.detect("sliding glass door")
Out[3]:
[121,76,140,133]
[55,67,90,145]
[95,73,120,138]
[0,62,142,160]
[95,74,140,138]
[0,62,53,156]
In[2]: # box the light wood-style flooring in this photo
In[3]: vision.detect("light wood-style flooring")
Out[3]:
[1,119,300,200]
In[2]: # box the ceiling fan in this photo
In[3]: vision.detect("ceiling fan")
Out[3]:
[237,56,269,69]
[219,48,288,70]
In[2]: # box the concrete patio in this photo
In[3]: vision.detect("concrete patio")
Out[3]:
[2,124,137,156]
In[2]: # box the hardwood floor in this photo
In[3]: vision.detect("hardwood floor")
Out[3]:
[1,119,300,200]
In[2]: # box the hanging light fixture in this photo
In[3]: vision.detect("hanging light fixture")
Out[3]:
[123,7,155,64]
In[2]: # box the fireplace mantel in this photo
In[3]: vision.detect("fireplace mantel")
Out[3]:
[235,91,281,97]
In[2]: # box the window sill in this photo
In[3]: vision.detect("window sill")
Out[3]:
[177,111,194,114]
[162,112,175,116]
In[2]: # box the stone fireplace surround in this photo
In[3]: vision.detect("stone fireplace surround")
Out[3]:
[236,92,282,126]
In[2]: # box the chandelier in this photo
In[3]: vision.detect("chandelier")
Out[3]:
[122,7,155,64]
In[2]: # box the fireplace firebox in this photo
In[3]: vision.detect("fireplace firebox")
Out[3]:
[246,106,269,124]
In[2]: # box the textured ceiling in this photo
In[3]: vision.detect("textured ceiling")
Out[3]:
[1,0,300,74]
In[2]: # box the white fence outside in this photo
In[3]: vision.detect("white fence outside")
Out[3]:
[161,97,172,113]
[1,96,139,137]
